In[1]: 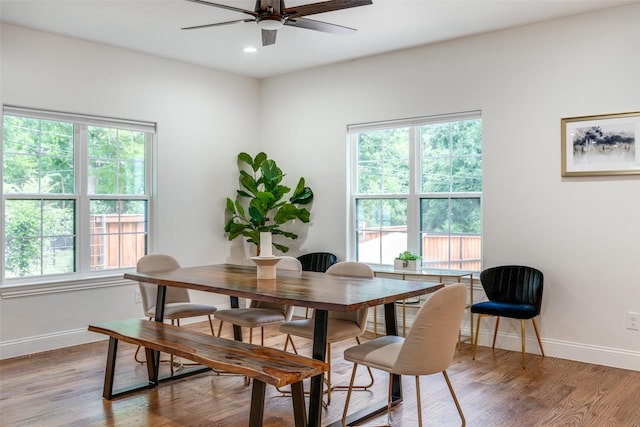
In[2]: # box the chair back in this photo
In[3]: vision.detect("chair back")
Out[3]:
[325,262,374,327]
[250,256,301,318]
[480,265,544,315]
[297,252,337,272]
[137,254,190,313]
[325,261,374,278]
[393,283,467,376]
[276,256,303,273]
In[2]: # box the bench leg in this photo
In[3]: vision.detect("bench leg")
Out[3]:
[145,347,159,385]
[249,380,266,427]
[103,337,118,399]
[291,381,307,427]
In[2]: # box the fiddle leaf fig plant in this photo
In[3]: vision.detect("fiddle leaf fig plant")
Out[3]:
[224,152,313,254]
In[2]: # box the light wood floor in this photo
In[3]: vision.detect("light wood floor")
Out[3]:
[1,319,639,427]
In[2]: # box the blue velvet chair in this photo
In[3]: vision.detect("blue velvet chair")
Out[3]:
[471,265,544,368]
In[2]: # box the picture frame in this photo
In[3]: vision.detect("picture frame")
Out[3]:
[561,111,640,176]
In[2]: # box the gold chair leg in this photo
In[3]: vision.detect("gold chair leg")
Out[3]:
[532,318,545,357]
[521,319,526,369]
[249,328,253,344]
[415,375,422,427]
[217,321,224,337]
[472,314,482,360]
[341,363,359,427]
[442,370,466,426]
[207,315,215,336]
[387,373,394,426]
[283,334,298,354]
[331,337,375,392]
[492,317,500,349]
[134,345,144,363]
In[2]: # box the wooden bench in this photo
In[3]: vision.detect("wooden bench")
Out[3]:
[89,318,328,427]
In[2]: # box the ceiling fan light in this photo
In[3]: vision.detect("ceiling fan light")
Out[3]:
[257,17,284,31]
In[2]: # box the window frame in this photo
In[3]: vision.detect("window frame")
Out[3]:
[1,106,155,293]
[347,111,482,269]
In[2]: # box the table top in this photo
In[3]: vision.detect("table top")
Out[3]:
[124,263,444,313]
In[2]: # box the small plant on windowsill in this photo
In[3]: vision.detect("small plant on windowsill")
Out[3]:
[394,251,422,271]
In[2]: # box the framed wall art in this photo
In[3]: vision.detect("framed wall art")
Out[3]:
[561,111,640,176]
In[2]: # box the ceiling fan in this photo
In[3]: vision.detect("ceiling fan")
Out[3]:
[182,0,373,46]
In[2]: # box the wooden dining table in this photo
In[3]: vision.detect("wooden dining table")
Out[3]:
[124,263,444,427]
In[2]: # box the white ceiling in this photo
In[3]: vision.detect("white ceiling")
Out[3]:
[1,0,636,79]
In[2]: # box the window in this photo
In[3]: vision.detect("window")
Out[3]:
[2,106,153,283]
[349,112,482,271]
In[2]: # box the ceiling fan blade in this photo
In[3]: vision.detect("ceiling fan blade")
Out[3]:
[182,19,255,30]
[285,17,356,34]
[184,0,258,17]
[284,0,372,19]
[261,29,278,46]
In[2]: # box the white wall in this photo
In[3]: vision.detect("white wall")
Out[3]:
[0,24,260,357]
[259,4,640,370]
[2,3,639,370]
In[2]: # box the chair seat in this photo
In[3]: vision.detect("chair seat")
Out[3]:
[279,318,365,344]
[214,308,287,328]
[146,302,218,320]
[470,301,538,319]
[343,335,404,372]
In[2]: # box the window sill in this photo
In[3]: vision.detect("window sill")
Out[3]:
[1,274,133,299]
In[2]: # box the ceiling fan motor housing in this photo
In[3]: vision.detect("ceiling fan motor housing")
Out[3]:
[257,15,285,30]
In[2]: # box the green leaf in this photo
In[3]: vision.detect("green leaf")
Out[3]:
[240,173,259,195]
[260,159,284,191]
[273,242,289,253]
[273,204,310,224]
[290,178,314,205]
[234,200,246,219]
[248,206,265,225]
[226,221,249,240]
[237,152,253,168]
[253,152,267,172]
[225,197,236,214]
[270,185,290,203]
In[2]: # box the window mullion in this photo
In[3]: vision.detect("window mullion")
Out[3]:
[77,125,90,275]
[406,126,420,256]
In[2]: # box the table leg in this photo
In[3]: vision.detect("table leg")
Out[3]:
[308,309,328,427]
[230,296,243,341]
[151,285,167,382]
[384,302,402,402]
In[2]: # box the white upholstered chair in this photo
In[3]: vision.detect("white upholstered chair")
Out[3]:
[341,283,467,427]
[278,261,375,405]
[214,256,302,345]
[134,254,218,371]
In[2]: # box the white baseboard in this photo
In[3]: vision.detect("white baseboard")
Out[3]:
[0,304,233,360]
[0,328,105,360]
[468,326,640,372]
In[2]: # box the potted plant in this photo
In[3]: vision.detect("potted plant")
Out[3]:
[224,152,313,255]
[394,250,422,270]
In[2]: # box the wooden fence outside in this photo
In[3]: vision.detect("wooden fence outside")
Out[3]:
[358,227,481,271]
[90,214,146,270]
